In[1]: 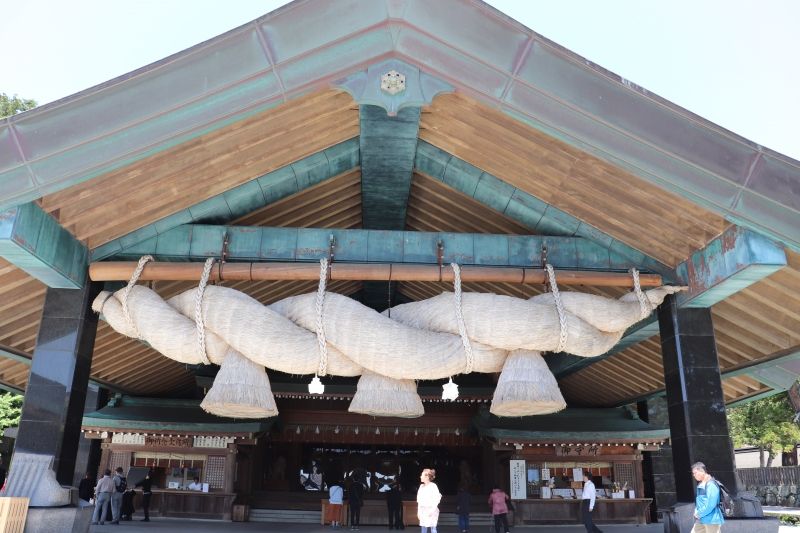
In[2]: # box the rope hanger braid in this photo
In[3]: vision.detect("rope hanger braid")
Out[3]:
[546,264,569,353]
[194,258,215,365]
[120,255,154,340]
[315,258,330,377]
[451,263,474,374]
[630,268,654,320]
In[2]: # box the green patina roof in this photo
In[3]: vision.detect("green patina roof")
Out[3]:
[473,407,670,442]
[82,396,274,434]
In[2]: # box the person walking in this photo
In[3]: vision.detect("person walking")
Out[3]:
[111,466,127,525]
[488,486,510,533]
[135,471,153,522]
[456,486,470,533]
[691,462,725,533]
[91,470,114,525]
[581,472,603,533]
[349,478,364,530]
[416,468,441,533]
[387,482,404,530]
[328,480,344,529]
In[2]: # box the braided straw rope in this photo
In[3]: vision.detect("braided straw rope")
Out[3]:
[315,258,330,377]
[120,255,153,339]
[193,258,215,365]
[546,264,569,353]
[451,263,474,374]
[630,268,654,320]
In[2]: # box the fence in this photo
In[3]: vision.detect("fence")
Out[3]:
[0,497,28,533]
[738,467,800,486]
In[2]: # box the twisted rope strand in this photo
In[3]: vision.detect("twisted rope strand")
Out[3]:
[546,264,569,353]
[630,268,653,320]
[315,258,330,377]
[121,255,153,339]
[451,263,474,374]
[194,258,215,365]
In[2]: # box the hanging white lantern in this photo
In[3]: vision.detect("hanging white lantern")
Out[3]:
[442,377,459,401]
[308,375,325,394]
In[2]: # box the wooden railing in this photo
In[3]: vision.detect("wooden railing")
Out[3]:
[738,467,800,486]
[0,497,28,533]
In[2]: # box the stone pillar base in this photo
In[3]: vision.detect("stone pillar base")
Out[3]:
[661,503,779,533]
[24,506,92,533]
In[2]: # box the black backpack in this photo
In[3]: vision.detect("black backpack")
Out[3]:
[116,475,128,493]
[715,480,733,517]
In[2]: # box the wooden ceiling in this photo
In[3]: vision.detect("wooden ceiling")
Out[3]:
[419,93,731,267]
[39,89,359,249]
[1,89,794,408]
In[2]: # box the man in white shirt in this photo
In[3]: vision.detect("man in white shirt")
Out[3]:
[188,477,203,491]
[581,472,603,533]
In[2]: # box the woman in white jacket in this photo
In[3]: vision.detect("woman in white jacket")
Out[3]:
[417,468,442,533]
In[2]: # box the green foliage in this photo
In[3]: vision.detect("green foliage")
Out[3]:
[728,392,800,466]
[0,392,22,436]
[0,93,37,119]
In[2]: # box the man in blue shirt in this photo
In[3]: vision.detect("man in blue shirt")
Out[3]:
[691,462,724,533]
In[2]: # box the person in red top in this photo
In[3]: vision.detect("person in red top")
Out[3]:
[487,487,510,533]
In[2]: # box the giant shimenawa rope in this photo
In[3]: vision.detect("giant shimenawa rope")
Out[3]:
[93,260,684,419]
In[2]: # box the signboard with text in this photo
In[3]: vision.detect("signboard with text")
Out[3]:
[510,459,526,500]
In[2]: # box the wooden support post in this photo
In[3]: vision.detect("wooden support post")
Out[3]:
[89,261,663,288]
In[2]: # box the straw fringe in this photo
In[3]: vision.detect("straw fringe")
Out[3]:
[490,350,566,417]
[348,372,424,418]
[201,349,278,419]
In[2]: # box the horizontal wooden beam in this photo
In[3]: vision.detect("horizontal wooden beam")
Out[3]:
[89,261,662,287]
[676,225,787,308]
[0,203,88,288]
[103,225,662,273]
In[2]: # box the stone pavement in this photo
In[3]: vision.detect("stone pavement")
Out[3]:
[89,518,664,532]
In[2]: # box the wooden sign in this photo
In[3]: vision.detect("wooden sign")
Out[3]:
[555,444,600,457]
[144,435,193,448]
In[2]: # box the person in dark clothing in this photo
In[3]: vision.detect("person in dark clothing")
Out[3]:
[135,472,153,522]
[349,479,364,530]
[135,471,153,522]
[386,482,404,530]
[78,472,95,506]
[121,489,136,521]
[456,486,471,533]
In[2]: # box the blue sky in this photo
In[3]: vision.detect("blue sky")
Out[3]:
[2,0,799,160]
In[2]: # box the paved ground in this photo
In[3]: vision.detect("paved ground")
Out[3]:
[89,518,664,532]
[87,517,800,532]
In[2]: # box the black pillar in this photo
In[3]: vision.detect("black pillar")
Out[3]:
[71,383,108,486]
[658,294,737,502]
[14,282,102,485]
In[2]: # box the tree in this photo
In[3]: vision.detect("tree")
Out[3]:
[727,392,800,467]
[0,93,36,119]
[0,392,22,436]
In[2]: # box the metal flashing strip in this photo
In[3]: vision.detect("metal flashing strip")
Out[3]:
[0,202,88,288]
[105,225,655,272]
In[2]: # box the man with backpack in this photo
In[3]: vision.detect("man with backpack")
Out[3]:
[111,466,128,525]
[691,462,725,533]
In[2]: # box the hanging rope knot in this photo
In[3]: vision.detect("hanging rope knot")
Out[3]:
[121,255,154,340]
[315,258,330,377]
[546,264,569,353]
[194,258,215,365]
[451,263,474,374]
[629,268,653,320]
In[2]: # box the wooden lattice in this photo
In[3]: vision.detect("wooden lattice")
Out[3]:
[205,456,225,489]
